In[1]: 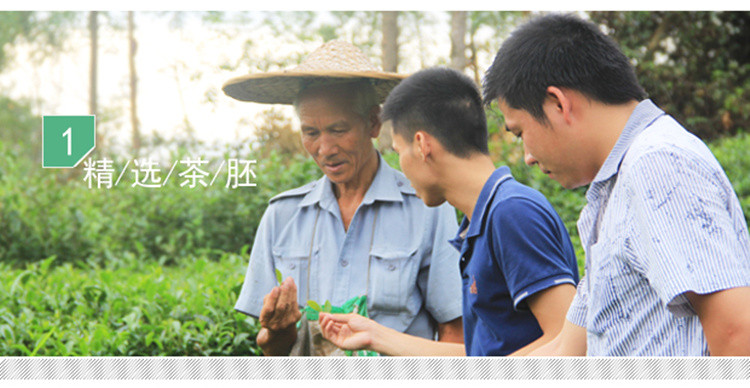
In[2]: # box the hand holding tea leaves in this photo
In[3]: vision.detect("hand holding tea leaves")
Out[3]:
[259,276,301,331]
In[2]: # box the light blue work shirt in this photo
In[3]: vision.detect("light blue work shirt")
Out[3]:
[567,99,750,355]
[235,153,463,339]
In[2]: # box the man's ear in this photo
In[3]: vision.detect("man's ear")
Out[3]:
[545,86,573,125]
[414,131,431,161]
[368,105,382,138]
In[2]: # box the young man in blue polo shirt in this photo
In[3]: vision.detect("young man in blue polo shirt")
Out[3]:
[318,67,579,356]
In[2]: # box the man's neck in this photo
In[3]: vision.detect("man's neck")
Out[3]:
[439,153,497,222]
[333,150,379,231]
[586,100,641,175]
[333,150,379,202]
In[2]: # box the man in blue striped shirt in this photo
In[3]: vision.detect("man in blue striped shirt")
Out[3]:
[484,14,750,356]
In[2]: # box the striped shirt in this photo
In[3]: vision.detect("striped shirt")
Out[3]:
[566,99,750,356]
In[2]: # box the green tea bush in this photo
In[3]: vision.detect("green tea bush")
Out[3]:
[0,142,321,265]
[0,253,261,356]
[709,131,750,225]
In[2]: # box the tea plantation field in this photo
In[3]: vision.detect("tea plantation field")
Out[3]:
[0,253,261,356]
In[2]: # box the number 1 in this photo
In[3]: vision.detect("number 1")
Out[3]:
[63,127,72,155]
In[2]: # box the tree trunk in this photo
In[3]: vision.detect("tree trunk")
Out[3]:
[449,11,467,71]
[469,29,480,85]
[128,11,140,155]
[89,11,98,117]
[89,11,99,147]
[378,11,399,152]
[381,11,399,72]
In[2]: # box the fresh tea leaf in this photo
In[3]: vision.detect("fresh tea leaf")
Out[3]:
[307,300,322,312]
[275,269,283,286]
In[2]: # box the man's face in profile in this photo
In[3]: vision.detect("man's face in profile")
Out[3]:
[498,97,588,190]
[391,131,444,207]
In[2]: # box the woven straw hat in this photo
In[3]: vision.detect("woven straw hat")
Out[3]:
[222,40,406,105]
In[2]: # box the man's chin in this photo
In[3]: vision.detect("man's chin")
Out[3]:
[420,195,446,208]
[327,178,350,187]
[556,177,588,190]
[323,169,351,183]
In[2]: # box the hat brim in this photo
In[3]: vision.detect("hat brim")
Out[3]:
[222,70,407,105]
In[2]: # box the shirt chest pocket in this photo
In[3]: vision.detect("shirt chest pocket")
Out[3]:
[271,247,310,307]
[368,246,419,314]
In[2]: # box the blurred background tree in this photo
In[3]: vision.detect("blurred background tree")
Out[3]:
[590,11,750,140]
[251,108,305,160]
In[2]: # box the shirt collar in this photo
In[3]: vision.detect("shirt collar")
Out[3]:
[590,99,665,185]
[466,166,512,239]
[298,151,404,209]
[448,166,513,254]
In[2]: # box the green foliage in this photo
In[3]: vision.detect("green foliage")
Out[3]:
[709,131,750,225]
[589,11,750,140]
[0,11,78,69]
[0,138,320,265]
[0,95,40,178]
[0,253,261,356]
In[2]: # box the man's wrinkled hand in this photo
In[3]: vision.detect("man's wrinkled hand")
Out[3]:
[259,277,302,332]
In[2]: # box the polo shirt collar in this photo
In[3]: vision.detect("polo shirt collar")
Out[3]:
[298,152,404,209]
[466,166,513,239]
[448,166,513,254]
[590,99,665,185]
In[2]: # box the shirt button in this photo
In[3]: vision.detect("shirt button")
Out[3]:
[387,264,396,271]
[289,263,296,270]
[341,260,349,267]
[397,181,403,187]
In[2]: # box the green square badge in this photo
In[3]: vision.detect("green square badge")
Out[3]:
[43,115,96,168]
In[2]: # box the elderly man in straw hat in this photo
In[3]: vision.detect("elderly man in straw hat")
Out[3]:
[224,41,464,356]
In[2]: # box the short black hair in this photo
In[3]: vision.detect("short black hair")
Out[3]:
[382,67,489,158]
[483,13,647,122]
